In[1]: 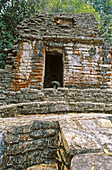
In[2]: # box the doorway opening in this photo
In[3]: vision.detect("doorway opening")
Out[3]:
[44,51,63,88]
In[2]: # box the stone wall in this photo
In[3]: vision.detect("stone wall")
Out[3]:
[0,88,112,117]
[2,13,111,90]
[0,69,12,91]
[16,13,99,39]
[64,43,112,88]
[1,119,59,169]
[0,69,12,106]
[8,40,45,91]
[0,131,5,165]
[5,39,112,90]
[0,114,112,170]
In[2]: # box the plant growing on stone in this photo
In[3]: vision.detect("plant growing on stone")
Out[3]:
[51,81,60,89]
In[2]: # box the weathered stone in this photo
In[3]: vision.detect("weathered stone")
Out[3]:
[0,13,111,91]
[27,163,57,170]
[0,114,112,169]
[71,153,112,170]
[30,129,57,139]
[0,12,112,170]
[1,88,112,115]
[0,131,5,163]
[31,120,59,130]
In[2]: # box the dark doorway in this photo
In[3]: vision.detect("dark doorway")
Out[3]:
[44,51,63,88]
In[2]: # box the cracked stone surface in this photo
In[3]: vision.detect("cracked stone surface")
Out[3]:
[59,114,112,155]
[71,153,112,170]
[27,163,57,170]
[0,113,112,169]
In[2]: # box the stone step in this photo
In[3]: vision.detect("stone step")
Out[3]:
[1,100,112,118]
[0,113,112,169]
[27,163,57,170]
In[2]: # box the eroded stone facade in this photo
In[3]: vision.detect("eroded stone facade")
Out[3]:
[3,13,112,91]
[0,13,112,170]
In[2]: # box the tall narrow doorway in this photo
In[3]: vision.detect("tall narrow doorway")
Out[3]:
[44,51,63,88]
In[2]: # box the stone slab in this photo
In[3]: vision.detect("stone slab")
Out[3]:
[27,163,57,170]
[71,153,112,170]
[59,114,112,155]
[0,113,112,169]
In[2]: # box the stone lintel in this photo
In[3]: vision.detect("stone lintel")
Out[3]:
[43,36,104,45]
[18,34,104,45]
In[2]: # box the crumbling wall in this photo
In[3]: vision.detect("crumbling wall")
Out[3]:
[0,69,12,91]
[2,13,111,90]
[16,13,99,39]
[7,40,112,90]
[9,40,45,90]
[2,40,112,91]
[64,43,112,88]
[0,69,12,106]
[1,120,59,169]
[1,88,112,117]
[0,131,5,166]
[0,114,112,170]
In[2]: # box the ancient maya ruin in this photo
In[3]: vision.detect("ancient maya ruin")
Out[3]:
[0,13,112,169]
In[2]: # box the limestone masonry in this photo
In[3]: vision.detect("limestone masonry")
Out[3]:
[0,114,112,169]
[0,13,112,170]
[1,13,112,90]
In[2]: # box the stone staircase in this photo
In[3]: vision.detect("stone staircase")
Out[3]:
[0,88,112,169]
[1,88,112,118]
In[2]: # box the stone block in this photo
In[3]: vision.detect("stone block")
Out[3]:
[97,119,112,128]
[71,153,112,170]
[68,102,77,112]
[27,163,57,170]
[30,129,57,139]
[0,131,5,163]
[105,104,112,112]
[31,120,59,130]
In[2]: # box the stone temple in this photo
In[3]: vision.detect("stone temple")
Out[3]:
[3,13,112,91]
[0,13,112,170]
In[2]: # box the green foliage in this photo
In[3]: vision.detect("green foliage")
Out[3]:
[2,0,26,37]
[100,14,112,45]
[84,0,112,44]
[24,0,45,17]
[0,0,111,68]
[51,81,60,89]
[47,0,100,23]
[0,13,14,68]
[100,0,112,44]
[75,4,100,23]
